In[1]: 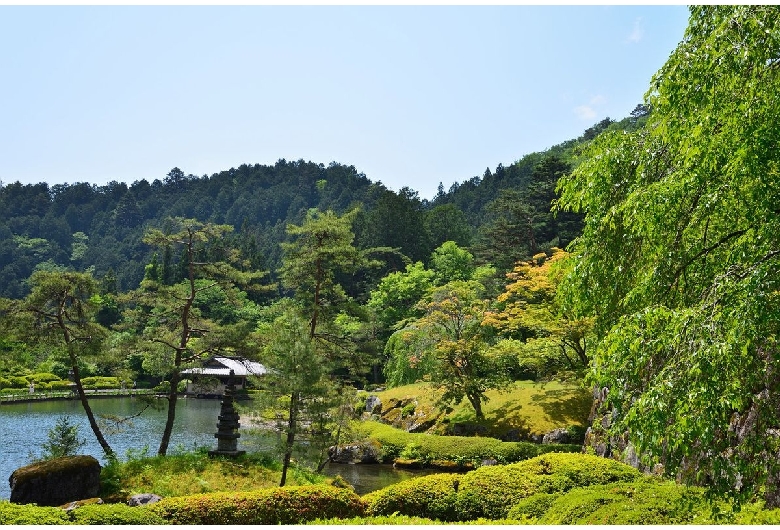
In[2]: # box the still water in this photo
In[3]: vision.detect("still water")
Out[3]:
[0,396,430,500]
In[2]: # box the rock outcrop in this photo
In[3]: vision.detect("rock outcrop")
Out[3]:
[9,455,101,506]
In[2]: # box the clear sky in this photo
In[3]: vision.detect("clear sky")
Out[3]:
[0,4,691,200]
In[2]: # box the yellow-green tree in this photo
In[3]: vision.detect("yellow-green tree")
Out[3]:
[413,280,510,420]
[482,248,591,379]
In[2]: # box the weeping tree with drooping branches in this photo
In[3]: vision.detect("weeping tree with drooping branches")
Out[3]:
[555,5,780,506]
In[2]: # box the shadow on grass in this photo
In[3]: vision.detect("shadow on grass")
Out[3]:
[528,388,592,425]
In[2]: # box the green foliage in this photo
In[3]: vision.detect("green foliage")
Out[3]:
[429,241,475,285]
[255,304,344,484]
[5,375,30,388]
[99,448,290,498]
[357,421,579,465]
[362,473,462,521]
[506,492,561,520]
[309,514,443,525]
[535,479,710,525]
[367,261,434,335]
[454,452,641,520]
[148,485,366,524]
[24,372,61,383]
[45,380,73,390]
[382,326,438,388]
[0,501,70,525]
[80,376,120,389]
[39,415,86,460]
[414,280,511,419]
[69,503,166,525]
[555,5,780,503]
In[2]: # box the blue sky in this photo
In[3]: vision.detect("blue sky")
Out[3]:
[0,5,690,200]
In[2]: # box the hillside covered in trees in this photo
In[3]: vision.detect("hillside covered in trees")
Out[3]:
[0,111,645,299]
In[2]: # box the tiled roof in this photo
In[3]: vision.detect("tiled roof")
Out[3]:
[181,356,266,377]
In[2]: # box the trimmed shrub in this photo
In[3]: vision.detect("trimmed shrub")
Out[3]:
[25,372,62,383]
[80,376,120,390]
[359,421,579,466]
[0,501,70,525]
[7,375,29,388]
[730,507,780,525]
[148,485,366,524]
[309,515,526,525]
[46,380,74,390]
[454,452,642,520]
[363,473,461,521]
[69,503,166,525]
[507,492,561,520]
[536,479,709,525]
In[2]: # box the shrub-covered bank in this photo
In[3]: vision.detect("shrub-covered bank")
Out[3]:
[6,452,780,525]
[354,420,581,469]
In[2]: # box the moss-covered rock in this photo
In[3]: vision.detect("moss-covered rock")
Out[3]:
[9,455,101,506]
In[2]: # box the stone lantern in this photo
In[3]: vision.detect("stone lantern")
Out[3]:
[208,370,245,457]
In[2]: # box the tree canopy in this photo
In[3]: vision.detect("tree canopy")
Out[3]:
[556,5,780,505]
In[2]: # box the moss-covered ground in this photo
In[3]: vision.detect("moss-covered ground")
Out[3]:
[369,380,592,439]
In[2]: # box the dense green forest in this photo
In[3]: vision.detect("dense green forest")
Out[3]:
[2,4,779,511]
[0,111,643,299]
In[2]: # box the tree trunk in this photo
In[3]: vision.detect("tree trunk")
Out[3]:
[280,391,299,487]
[157,369,180,456]
[69,354,115,458]
[467,391,484,421]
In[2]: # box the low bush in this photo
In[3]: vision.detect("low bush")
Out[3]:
[535,479,709,524]
[728,507,780,525]
[69,503,166,525]
[358,421,579,466]
[6,375,30,388]
[309,515,525,525]
[362,473,461,522]
[454,452,642,520]
[506,492,561,520]
[25,372,62,383]
[80,376,120,390]
[46,380,74,390]
[0,501,70,525]
[148,484,366,524]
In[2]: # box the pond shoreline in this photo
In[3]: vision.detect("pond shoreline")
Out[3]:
[0,389,159,405]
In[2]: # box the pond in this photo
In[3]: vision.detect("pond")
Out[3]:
[0,396,430,500]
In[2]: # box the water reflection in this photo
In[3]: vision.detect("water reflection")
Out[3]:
[322,462,440,496]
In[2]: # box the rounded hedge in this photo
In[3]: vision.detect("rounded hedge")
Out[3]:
[148,484,366,524]
[506,492,561,520]
[69,503,166,525]
[362,473,461,522]
[535,479,708,525]
[0,502,70,525]
[360,421,580,465]
[454,452,642,520]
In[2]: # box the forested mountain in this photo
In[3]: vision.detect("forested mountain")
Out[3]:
[0,113,644,299]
